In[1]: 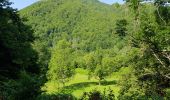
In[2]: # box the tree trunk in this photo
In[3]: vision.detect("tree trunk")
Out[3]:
[99,79,101,86]
[62,79,65,87]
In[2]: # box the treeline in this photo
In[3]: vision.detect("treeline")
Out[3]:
[0,0,170,99]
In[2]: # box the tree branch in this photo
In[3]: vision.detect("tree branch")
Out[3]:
[150,49,167,68]
[156,5,167,26]
[164,73,170,79]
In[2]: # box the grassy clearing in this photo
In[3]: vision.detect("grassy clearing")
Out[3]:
[42,67,132,99]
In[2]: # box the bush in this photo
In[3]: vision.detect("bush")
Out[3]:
[80,88,115,100]
[36,93,75,100]
[0,71,41,100]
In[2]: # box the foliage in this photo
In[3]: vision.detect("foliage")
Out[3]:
[36,93,75,100]
[16,0,170,99]
[48,40,75,86]
[94,64,109,85]
[0,71,41,100]
[0,0,38,80]
[0,0,41,99]
[115,19,128,37]
[119,0,170,98]
[80,88,115,100]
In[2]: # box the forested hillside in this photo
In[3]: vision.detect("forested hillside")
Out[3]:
[20,0,132,72]
[0,0,170,99]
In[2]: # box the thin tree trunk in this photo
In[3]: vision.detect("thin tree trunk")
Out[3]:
[62,79,65,87]
[156,5,166,25]
[99,79,101,86]
[150,49,166,68]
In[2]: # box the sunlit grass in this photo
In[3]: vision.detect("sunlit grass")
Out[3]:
[42,67,132,99]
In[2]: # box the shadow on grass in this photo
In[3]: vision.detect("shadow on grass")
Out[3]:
[101,80,117,86]
[60,80,117,94]
[37,93,76,100]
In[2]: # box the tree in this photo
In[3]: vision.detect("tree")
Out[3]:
[138,2,170,96]
[102,57,120,75]
[94,64,109,85]
[84,52,97,80]
[0,0,40,99]
[122,0,170,97]
[125,0,141,19]
[0,0,38,80]
[115,19,128,37]
[48,40,75,86]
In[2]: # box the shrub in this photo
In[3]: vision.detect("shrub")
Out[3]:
[36,93,75,100]
[0,71,41,100]
[80,88,115,100]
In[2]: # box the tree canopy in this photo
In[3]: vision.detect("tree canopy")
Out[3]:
[0,0,169,99]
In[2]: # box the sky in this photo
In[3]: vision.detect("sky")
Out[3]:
[9,0,124,10]
[99,0,124,4]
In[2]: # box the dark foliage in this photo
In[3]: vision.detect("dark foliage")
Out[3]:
[0,0,39,80]
[37,93,75,100]
[0,0,40,99]
[80,89,115,100]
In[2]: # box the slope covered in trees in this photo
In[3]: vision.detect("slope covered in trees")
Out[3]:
[0,0,169,99]
[20,0,137,98]
[20,0,170,99]
[20,0,134,85]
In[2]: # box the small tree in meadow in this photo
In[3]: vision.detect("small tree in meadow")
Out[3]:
[95,64,109,85]
[48,40,75,86]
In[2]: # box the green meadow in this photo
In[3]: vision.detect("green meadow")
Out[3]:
[43,67,132,99]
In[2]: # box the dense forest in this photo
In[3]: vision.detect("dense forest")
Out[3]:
[0,0,170,99]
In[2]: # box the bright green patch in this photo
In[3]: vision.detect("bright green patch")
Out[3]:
[42,67,131,99]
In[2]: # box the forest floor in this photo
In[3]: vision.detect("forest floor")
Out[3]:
[42,67,132,99]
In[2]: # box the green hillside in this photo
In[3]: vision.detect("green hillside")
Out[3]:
[1,0,170,99]
[20,0,136,99]
[20,0,131,72]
